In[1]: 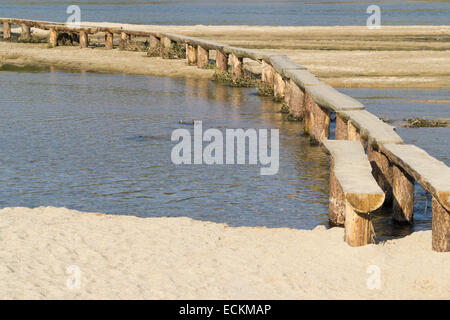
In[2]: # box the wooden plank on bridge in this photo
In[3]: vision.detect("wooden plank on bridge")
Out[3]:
[338,110,403,146]
[381,144,450,211]
[322,140,385,246]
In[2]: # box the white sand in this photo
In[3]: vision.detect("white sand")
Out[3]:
[1,206,449,299]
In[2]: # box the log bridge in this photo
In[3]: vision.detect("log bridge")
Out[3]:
[1,18,449,251]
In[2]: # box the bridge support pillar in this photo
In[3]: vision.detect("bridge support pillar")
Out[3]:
[230,53,243,79]
[79,30,89,48]
[307,96,330,143]
[3,21,11,39]
[162,36,172,49]
[329,158,345,226]
[215,50,228,71]
[392,165,415,224]
[348,120,367,150]
[261,61,274,85]
[186,44,197,65]
[287,80,304,120]
[368,145,393,205]
[344,204,374,247]
[105,31,113,49]
[432,197,450,252]
[149,35,159,49]
[335,114,348,140]
[20,23,31,40]
[273,72,285,101]
[49,27,57,46]
[197,45,209,68]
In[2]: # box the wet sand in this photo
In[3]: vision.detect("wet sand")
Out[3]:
[1,206,449,299]
[1,24,449,88]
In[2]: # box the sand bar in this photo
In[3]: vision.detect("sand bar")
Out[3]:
[1,206,449,299]
[1,24,449,88]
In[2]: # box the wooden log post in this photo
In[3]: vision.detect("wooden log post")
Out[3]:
[261,61,274,85]
[215,50,228,71]
[392,165,415,224]
[20,23,31,40]
[335,115,348,140]
[368,145,393,205]
[197,45,209,69]
[308,96,330,143]
[287,80,304,120]
[323,140,385,247]
[329,158,345,226]
[273,73,285,101]
[344,204,374,247]
[162,36,172,49]
[283,79,292,108]
[149,35,160,49]
[186,44,197,65]
[348,120,367,149]
[120,32,130,48]
[105,31,114,49]
[79,30,89,48]
[230,53,243,79]
[432,197,450,252]
[49,27,57,46]
[3,21,11,40]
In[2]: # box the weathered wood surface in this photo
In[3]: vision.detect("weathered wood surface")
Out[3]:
[3,21,11,39]
[197,45,209,69]
[392,165,415,224]
[49,27,57,46]
[273,73,285,100]
[368,145,393,205]
[79,30,89,48]
[163,33,224,51]
[329,158,345,226]
[338,110,403,147]
[149,35,160,48]
[309,99,330,143]
[283,69,323,90]
[186,44,197,65]
[215,50,228,71]
[347,120,367,149]
[287,79,305,119]
[432,197,450,252]
[230,53,243,78]
[322,140,385,214]
[223,46,275,61]
[305,84,365,112]
[261,61,275,84]
[268,55,306,78]
[381,144,450,212]
[20,23,31,40]
[105,31,114,49]
[322,140,384,246]
[335,115,348,140]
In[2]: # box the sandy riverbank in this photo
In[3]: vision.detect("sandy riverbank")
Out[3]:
[1,206,449,299]
[1,24,449,88]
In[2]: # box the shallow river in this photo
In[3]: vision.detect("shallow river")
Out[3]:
[0,70,448,238]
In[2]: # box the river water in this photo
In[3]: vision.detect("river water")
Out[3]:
[0,70,448,237]
[0,0,449,26]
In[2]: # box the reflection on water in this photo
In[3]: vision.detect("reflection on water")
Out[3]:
[0,0,449,25]
[0,70,330,230]
[0,70,447,238]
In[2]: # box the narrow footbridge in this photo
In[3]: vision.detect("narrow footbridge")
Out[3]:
[1,18,449,252]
